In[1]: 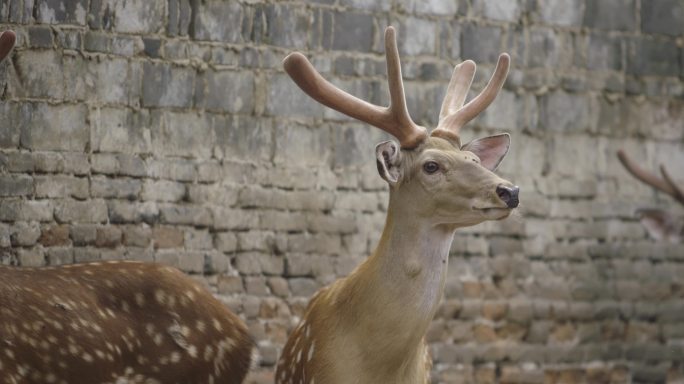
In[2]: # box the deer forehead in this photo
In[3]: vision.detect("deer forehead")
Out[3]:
[402,138,480,169]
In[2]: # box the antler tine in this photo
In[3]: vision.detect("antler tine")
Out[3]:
[439,60,476,121]
[432,53,510,144]
[659,164,684,205]
[0,30,16,63]
[283,27,427,149]
[384,26,426,145]
[617,149,679,198]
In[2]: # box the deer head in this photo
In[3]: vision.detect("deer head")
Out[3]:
[283,27,518,229]
[0,30,16,63]
[618,149,684,243]
[276,27,518,384]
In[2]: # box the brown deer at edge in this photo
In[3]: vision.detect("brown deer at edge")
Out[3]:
[275,27,520,384]
[618,149,684,243]
[0,30,253,384]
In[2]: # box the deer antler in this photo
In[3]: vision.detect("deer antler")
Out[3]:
[617,149,684,205]
[431,53,510,146]
[283,27,428,149]
[0,30,16,63]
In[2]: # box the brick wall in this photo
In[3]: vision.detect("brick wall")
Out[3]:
[1,0,684,382]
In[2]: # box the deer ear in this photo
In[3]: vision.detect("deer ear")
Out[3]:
[637,208,679,242]
[461,133,510,171]
[375,141,402,185]
[0,30,16,63]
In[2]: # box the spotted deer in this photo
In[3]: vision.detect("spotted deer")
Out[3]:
[617,149,684,243]
[275,27,519,384]
[0,30,254,384]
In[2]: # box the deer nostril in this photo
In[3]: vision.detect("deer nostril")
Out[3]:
[496,185,520,208]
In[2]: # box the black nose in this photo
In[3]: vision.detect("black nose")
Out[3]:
[496,185,520,208]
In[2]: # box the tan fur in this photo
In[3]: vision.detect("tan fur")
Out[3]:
[276,137,516,384]
[0,261,253,384]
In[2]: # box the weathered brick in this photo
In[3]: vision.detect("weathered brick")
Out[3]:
[0,175,33,197]
[17,248,45,267]
[0,152,33,172]
[332,11,373,52]
[213,115,272,163]
[96,226,122,248]
[121,225,151,247]
[108,200,159,224]
[273,122,330,166]
[54,199,108,223]
[91,177,141,199]
[14,50,64,99]
[19,103,89,151]
[35,175,88,199]
[91,108,151,153]
[588,34,624,71]
[400,17,436,56]
[539,91,593,133]
[39,224,70,246]
[218,275,244,295]
[215,232,238,252]
[152,226,184,249]
[461,24,503,63]
[263,4,308,48]
[35,0,88,24]
[265,73,325,117]
[536,0,583,26]
[213,208,260,230]
[184,228,212,250]
[68,225,94,246]
[142,63,195,108]
[197,71,254,114]
[28,25,53,48]
[341,0,390,11]
[627,37,680,76]
[641,0,683,36]
[192,0,242,43]
[0,199,54,222]
[288,277,319,297]
[155,250,204,273]
[46,248,74,265]
[159,204,212,226]
[583,0,636,31]
[10,222,41,246]
[141,179,186,202]
[149,111,213,159]
[100,0,165,34]
[473,0,521,22]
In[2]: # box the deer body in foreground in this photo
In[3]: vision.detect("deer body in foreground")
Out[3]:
[275,27,519,384]
[0,30,253,384]
[0,261,253,384]
[618,149,684,243]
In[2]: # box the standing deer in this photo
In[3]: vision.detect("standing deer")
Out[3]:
[275,27,519,384]
[0,30,254,384]
[617,149,684,243]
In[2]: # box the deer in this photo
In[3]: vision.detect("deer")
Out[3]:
[275,27,519,384]
[0,30,254,384]
[617,149,684,243]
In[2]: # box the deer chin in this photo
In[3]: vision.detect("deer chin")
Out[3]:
[473,206,512,220]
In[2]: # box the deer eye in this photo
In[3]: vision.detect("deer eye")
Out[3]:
[423,161,439,174]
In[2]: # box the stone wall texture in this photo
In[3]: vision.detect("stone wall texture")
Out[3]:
[1,0,684,382]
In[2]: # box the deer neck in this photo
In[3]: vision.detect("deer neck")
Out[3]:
[341,196,454,352]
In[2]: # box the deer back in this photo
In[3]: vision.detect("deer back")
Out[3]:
[0,261,253,384]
